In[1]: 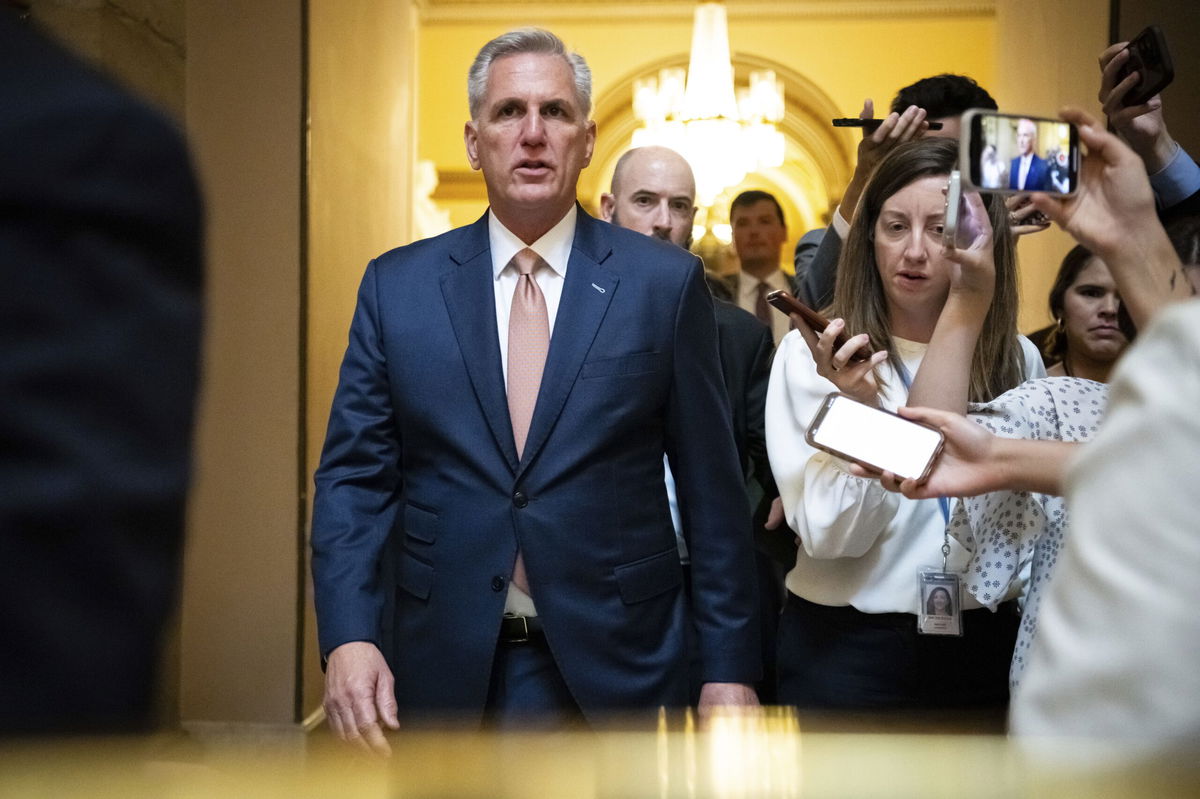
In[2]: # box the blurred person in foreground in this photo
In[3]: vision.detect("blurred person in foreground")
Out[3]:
[0,6,203,734]
[869,109,1196,763]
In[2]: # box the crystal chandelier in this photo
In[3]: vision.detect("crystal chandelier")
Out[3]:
[632,2,785,207]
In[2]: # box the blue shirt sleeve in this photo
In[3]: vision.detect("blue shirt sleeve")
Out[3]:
[1149,143,1200,210]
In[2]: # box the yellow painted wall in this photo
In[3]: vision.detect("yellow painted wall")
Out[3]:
[994,0,1109,334]
[182,0,303,726]
[304,0,420,720]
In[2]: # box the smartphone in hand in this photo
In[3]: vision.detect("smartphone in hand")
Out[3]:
[765,290,872,363]
[806,393,944,481]
[942,170,982,249]
[1118,25,1174,106]
[959,110,1079,197]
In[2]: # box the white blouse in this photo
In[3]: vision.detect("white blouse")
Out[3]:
[765,330,1045,615]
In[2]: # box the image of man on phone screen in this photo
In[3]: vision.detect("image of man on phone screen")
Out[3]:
[1010,118,1049,191]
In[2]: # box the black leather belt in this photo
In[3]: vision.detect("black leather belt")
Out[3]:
[499,614,544,644]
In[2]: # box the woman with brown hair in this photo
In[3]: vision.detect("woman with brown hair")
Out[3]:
[765,137,1044,710]
[1042,244,1131,383]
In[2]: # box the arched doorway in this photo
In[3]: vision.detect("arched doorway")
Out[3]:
[583,53,855,274]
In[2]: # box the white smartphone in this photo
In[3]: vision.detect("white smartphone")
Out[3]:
[959,109,1079,196]
[941,170,978,250]
[805,393,945,482]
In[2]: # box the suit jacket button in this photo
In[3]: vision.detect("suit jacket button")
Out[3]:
[491,575,506,592]
[513,491,528,508]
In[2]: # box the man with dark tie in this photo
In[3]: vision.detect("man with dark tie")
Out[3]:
[725,190,791,345]
[311,28,759,752]
[1009,117,1050,191]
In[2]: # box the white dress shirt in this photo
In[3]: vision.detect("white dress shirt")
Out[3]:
[488,205,577,616]
[765,330,1044,614]
[736,269,791,345]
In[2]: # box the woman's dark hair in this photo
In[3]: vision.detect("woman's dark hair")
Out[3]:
[1043,245,1096,363]
[925,587,953,615]
[1043,244,1136,364]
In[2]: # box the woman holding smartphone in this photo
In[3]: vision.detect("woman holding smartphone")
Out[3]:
[765,137,1045,711]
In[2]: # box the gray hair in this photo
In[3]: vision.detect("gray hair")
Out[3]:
[467,28,592,119]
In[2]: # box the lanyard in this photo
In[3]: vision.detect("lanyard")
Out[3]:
[897,361,953,570]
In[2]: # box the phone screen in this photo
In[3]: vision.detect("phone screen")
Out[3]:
[965,112,1078,196]
[807,394,943,480]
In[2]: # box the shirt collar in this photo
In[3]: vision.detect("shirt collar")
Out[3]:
[488,205,577,280]
[738,269,786,294]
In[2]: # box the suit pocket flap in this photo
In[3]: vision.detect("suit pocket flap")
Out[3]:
[581,351,660,379]
[404,503,439,544]
[398,551,433,600]
[614,548,682,604]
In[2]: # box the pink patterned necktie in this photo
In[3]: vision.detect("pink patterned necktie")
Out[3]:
[506,247,549,595]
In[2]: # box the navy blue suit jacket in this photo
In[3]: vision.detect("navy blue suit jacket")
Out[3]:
[312,209,760,723]
[1009,154,1049,191]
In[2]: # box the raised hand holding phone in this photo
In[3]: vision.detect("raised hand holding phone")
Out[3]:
[767,292,887,405]
[1098,37,1176,174]
[942,186,996,301]
[959,110,1079,196]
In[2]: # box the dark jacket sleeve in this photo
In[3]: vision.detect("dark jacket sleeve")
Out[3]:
[796,226,842,309]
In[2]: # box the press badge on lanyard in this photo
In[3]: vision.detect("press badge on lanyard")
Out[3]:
[897,365,964,637]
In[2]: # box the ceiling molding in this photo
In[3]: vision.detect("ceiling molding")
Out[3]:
[416,1,995,25]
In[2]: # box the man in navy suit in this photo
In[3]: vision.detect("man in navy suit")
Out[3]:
[1009,118,1050,191]
[312,29,759,752]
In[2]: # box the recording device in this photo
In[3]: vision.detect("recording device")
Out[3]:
[833,118,944,132]
[960,110,1079,197]
[1117,25,1174,107]
[942,170,970,249]
[765,290,872,363]
[805,393,945,482]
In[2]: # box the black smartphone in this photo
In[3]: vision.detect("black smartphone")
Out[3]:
[805,393,945,481]
[765,290,872,363]
[960,110,1079,196]
[832,118,944,132]
[1118,25,1174,106]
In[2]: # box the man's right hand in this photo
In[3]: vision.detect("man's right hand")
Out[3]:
[324,641,399,756]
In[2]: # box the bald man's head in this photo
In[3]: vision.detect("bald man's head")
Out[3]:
[601,146,697,248]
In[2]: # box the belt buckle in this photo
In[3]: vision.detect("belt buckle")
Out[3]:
[505,614,529,644]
